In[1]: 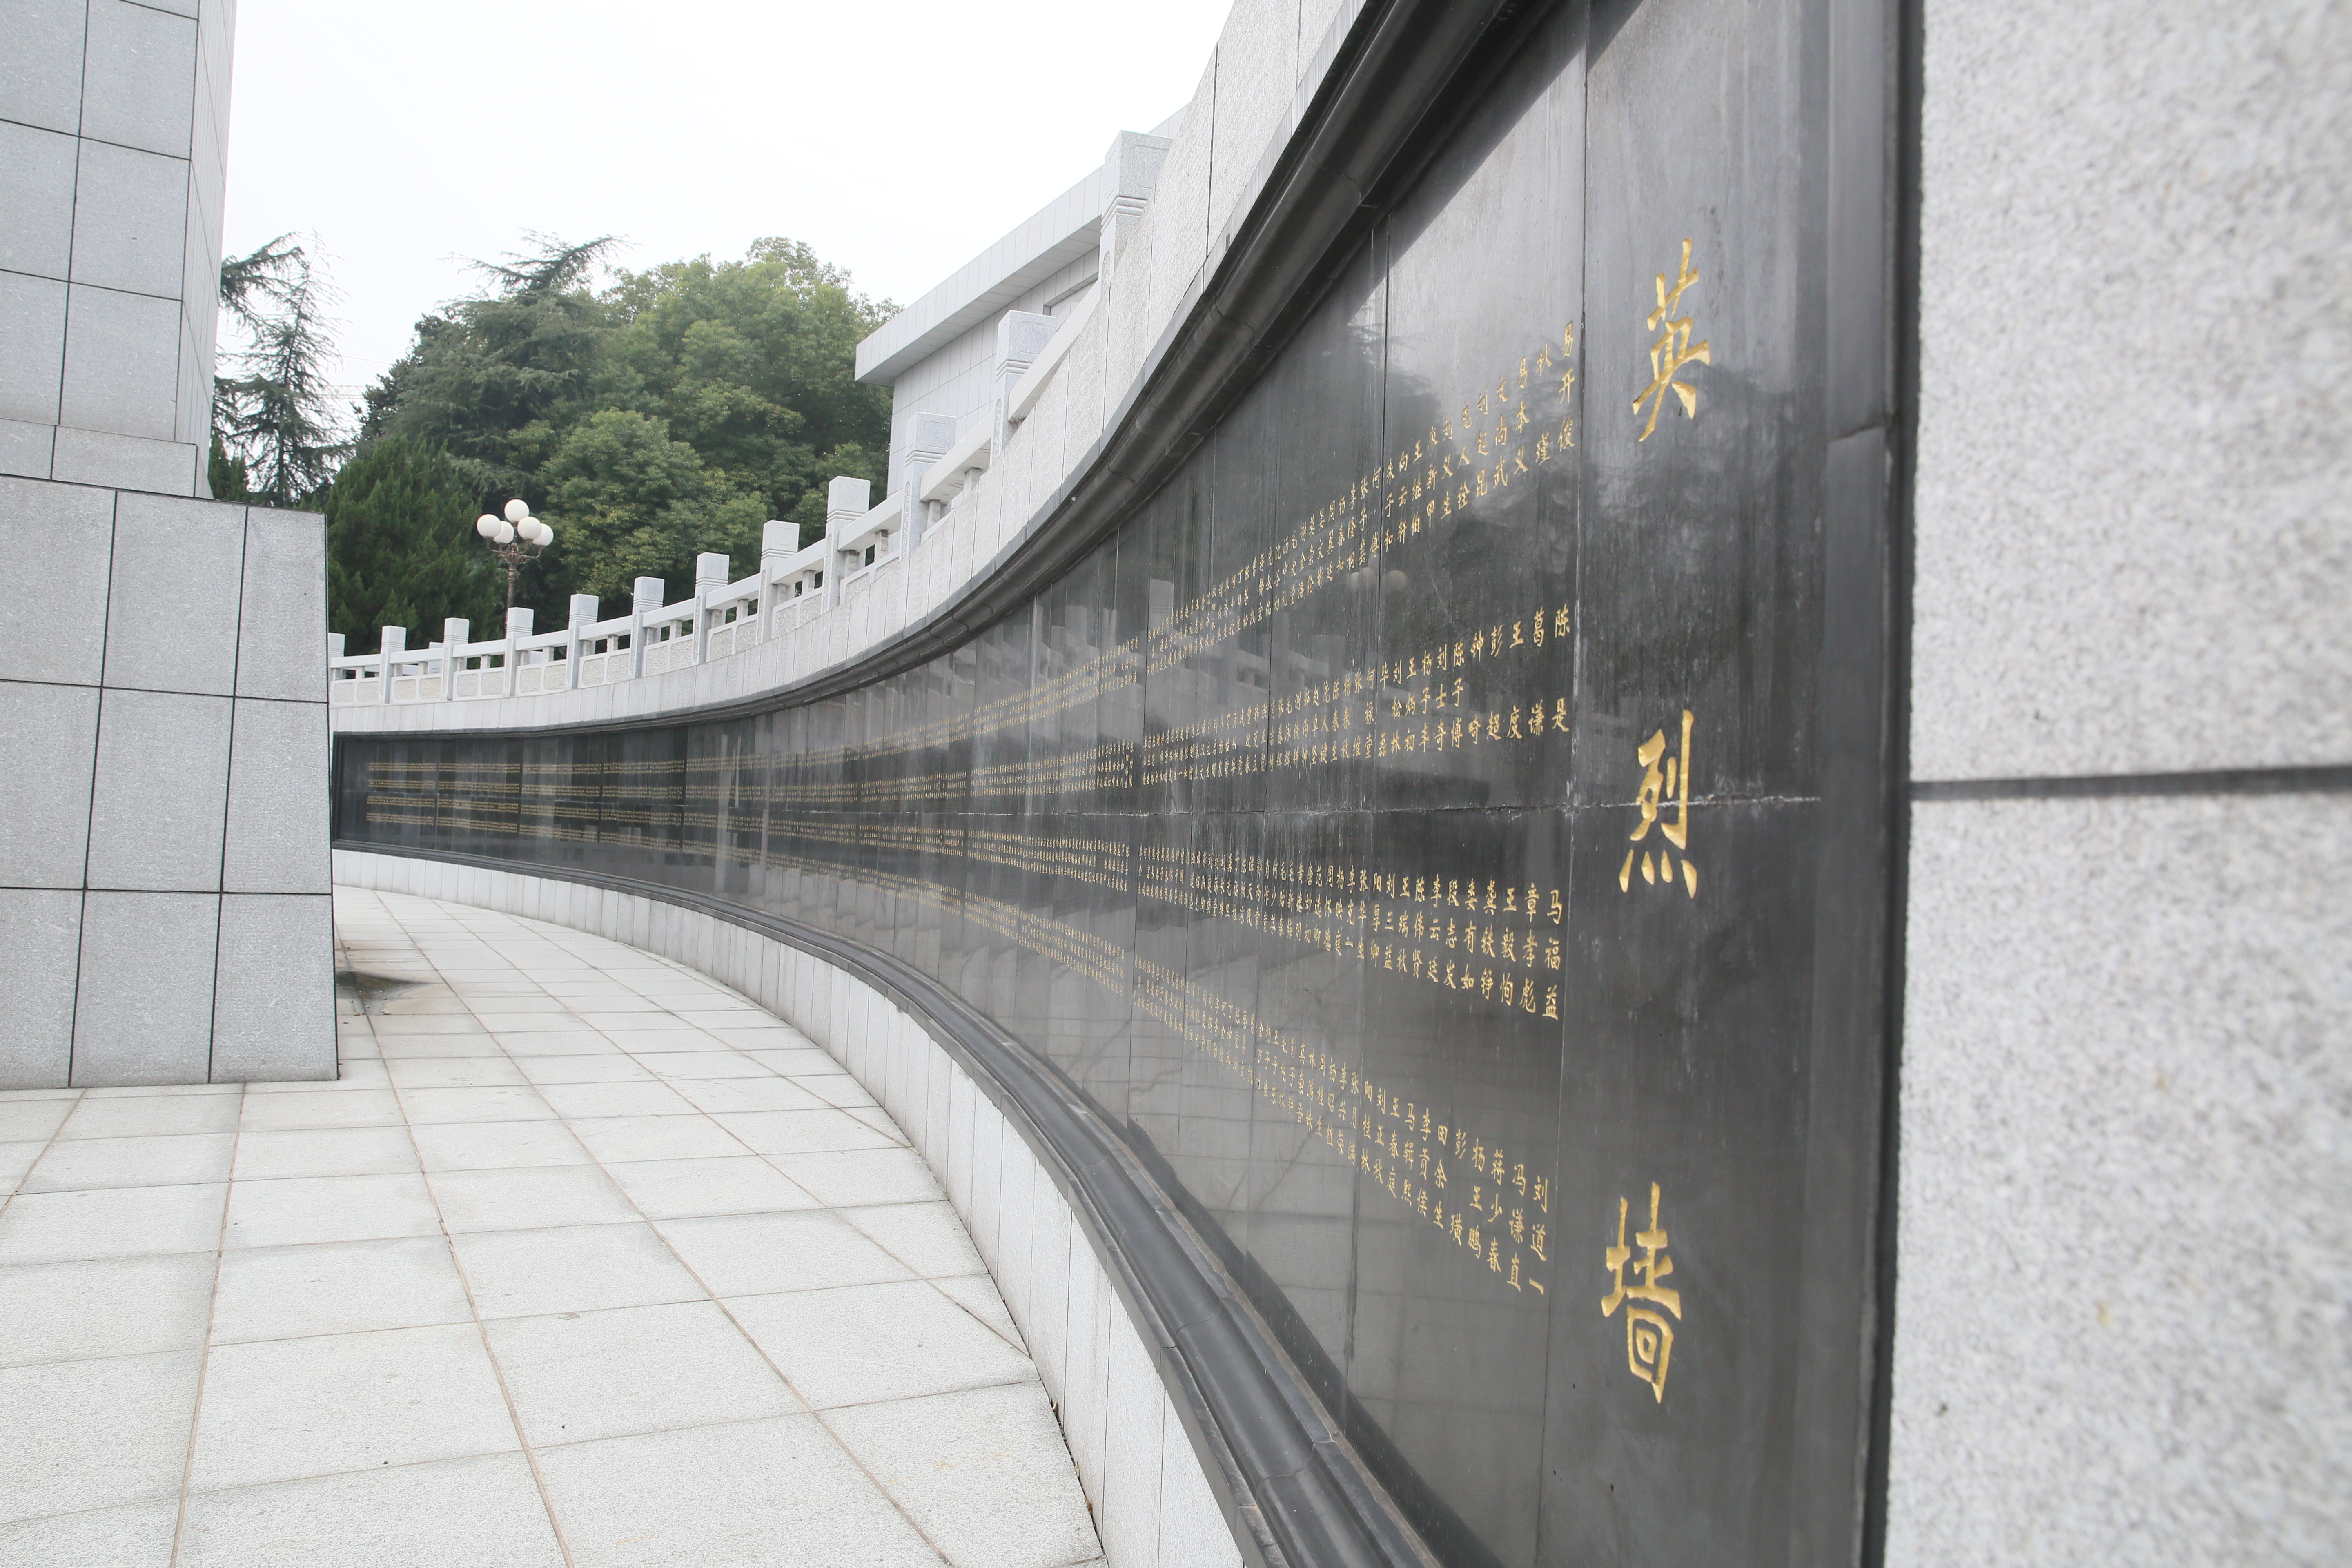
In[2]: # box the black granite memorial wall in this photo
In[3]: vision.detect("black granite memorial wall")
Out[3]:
[335,0,1902,1561]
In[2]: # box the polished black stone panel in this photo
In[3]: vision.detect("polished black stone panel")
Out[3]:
[333,0,1898,1560]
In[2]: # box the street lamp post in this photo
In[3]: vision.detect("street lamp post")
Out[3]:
[476,499,555,612]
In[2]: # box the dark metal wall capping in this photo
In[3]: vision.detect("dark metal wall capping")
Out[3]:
[339,840,1438,1568]
[1909,764,2352,801]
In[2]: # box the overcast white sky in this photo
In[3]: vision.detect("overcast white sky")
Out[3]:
[222,0,1235,412]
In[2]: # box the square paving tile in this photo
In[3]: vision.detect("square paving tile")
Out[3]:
[57,1094,241,1140]
[237,1089,404,1133]
[411,1119,595,1172]
[841,1202,988,1280]
[225,1174,440,1249]
[0,1183,226,1264]
[568,1114,751,1165]
[654,1210,911,1298]
[232,1126,419,1181]
[178,1451,565,1568]
[604,1157,821,1221]
[0,1253,217,1367]
[451,1222,704,1319]
[396,1086,557,1125]
[0,1350,202,1523]
[537,1081,699,1120]
[673,1077,828,1114]
[486,1300,800,1447]
[532,1415,942,1568]
[710,1109,900,1156]
[428,1165,639,1232]
[514,1054,659,1087]
[725,1281,1036,1410]
[826,1382,1102,1568]
[766,1147,944,1207]
[211,1237,473,1345]
[23,1131,235,1192]
[189,1323,518,1491]
[385,1056,531,1089]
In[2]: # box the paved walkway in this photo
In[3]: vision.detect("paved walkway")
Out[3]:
[0,889,1102,1568]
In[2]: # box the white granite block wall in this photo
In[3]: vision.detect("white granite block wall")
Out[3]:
[0,476,333,1088]
[1892,0,2352,1559]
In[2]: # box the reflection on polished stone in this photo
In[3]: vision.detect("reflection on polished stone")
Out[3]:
[331,0,1893,1560]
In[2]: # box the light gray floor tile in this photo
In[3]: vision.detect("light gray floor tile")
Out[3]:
[494,1029,627,1057]
[641,1052,774,1082]
[604,1156,821,1221]
[178,1451,566,1568]
[0,1140,43,1194]
[558,995,666,1015]
[467,1012,588,1035]
[669,1009,773,1030]
[231,1125,419,1181]
[411,1119,594,1172]
[568,1114,751,1165]
[225,1173,440,1249]
[537,1080,698,1119]
[673,1076,828,1114]
[368,1015,492,1037]
[211,1237,472,1344]
[486,1299,800,1447]
[374,993,472,1015]
[22,1131,234,1192]
[0,1183,225,1263]
[428,1164,639,1232]
[0,1253,216,1367]
[0,1350,201,1523]
[654,1210,911,1298]
[514,1054,659,1086]
[244,1058,390,1092]
[532,1415,942,1568]
[842,1201,987,1280]
[799,1074,882,1110]
[57,1094,241,1140]
[826,1382,1101,1568]
[709,1108,900,1156]
[385,1055,530,1089]
[0,1499,177,1566]
[79,1085,243,1100]
[189,1323,517,1491]
[451,1222,704,1319]
[374,1032,506,1060]
[595,1028,726,1056]
[767,1147,944,1207]
[0,1098,76,1142]
[727,1280,1036,1409]
[744,1047,850,1075]
[396,1085,556,1125]
[932,1274,1027,1352]
[237,1088,403,1132]
[458,994,573,1015]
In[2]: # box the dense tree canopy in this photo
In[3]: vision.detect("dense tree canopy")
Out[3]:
[354,235,893,624]
[324,437,501,653]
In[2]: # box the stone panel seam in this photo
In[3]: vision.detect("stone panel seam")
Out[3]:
[1910,764,2352,801]
[202,503,253,1078]
[62,490,119,1084]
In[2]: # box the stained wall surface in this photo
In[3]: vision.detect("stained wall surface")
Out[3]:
[334,1,1901,1561]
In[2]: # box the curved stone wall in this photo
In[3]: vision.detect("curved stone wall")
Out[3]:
[332,0,1904,1562]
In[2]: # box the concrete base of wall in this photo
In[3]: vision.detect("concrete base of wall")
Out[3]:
[332,847,1247,1568]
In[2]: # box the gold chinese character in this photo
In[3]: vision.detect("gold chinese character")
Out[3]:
[1633,238,1711,441]
[1601,1182,1683,1402]
[1619,708,1697,896]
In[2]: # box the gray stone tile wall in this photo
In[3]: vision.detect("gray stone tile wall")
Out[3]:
[0,474,331,1087]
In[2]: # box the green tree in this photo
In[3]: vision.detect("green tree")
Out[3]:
[215,234,350,507]
[323,437,499,652]
[360,234,894,619]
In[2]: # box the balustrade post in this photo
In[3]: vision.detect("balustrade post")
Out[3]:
[379,626,405,703]
[441,618,468,701]
[758,522,796,645]
[567,594,597,690]
[693,553,728,664]
[630,577,663,679]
